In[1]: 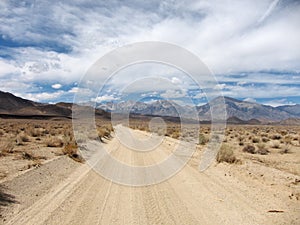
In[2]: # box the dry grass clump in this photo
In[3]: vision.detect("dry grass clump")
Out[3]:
[98,127,113,140]
[199,133,207,145]
[21,151,47,161]
[252,137,260,143]
[256,143,270,155]
[271,140,281,149]
[243,144,256,154]
[171,131,180,139]
[216,144,239,164]
[62,143,84,163]
[165,127,180,138]
[279,144,291,154]
[271,134,281,140]
[284,136,292,145]
[0,140,14,156]
[45,137,63,147]
[238,136,244,142]
[262,137,270,143]
[16,133,30,146]
[29,128,43,137]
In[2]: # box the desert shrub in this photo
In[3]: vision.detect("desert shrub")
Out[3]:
[199,134,207,145]
[45,137,63,147]
[261,132,268,137]
[256,143,269,155]
[280,130,288,136]
[98,127,112,139]
[0,129,4,136]
[216,144,238,164]
[22,152,35,160]
[22,151,47,161]
[0,140,14,156]
[280,144,291,154]
[171,131,180,139]
[50,129,58,136]
[252,137,260,143]
[16,133,30,145]
[63,143,84,163]
[271,134,281,140]
[262,137,270,143]
[30,128,42,137]
[243,145,256,154]
[20,133,30,142]
[284,136,292,145]
[271,141,281,149]
[238,136,244,142]
[62,143,77,155]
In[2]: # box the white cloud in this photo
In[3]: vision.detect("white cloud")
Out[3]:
[52,83,62,89]
[262,98,296,107]
[0,60,17,76]
[91,95,119,103]
[220,84,300,99]
[68,87,79,93]
[17,91,64,102]
[214,83,226,90]
[0,0,299,103]
[161,89,186,99]
[243,97,256,103]
[171,77,181,84]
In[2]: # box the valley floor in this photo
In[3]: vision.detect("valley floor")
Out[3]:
[1,126,299,225]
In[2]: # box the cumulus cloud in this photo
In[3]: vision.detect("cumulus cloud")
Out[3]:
[262,98,296,107]
[51,83,62,89]
[171,77,182,84]
[213,83,226,90]
[161,89,187,98]
[243,97,256,103]
[91,95,119,103]
[17,91,65,102]
[0,0,299,103]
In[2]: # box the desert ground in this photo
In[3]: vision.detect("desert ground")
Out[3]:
[0,118,299,224]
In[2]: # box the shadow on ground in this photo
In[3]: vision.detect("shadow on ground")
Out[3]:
[0,184,18,208]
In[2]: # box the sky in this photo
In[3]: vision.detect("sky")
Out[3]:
[0,0,299,107]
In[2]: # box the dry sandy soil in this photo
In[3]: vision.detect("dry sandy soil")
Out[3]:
[0,124,299,225]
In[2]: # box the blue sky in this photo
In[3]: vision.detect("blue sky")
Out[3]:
[0,0,299,107]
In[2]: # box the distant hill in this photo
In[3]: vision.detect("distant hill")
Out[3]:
[98,96,300,122]
[226,116,261,125]
[0,91,37,112]
[196,96,294,121]
[277,118,300,125]
[0,91,109,119]
[276,104,300,117]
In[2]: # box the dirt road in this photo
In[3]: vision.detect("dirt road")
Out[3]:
[2,126,298,225]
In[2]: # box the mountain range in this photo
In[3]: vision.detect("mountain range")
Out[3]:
[97,96,300,122]
[0,90,299,123]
